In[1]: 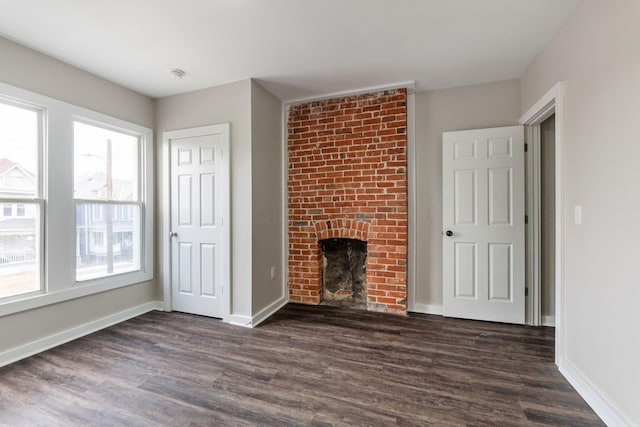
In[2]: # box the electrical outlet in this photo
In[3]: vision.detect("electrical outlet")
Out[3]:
[270,266,276,280]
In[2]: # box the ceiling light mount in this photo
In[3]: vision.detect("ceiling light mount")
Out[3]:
[170,68,186,79]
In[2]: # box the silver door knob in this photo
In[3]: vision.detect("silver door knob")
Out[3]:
[169,231,178,237]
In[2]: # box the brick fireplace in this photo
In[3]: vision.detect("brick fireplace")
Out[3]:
[287,88,408,314]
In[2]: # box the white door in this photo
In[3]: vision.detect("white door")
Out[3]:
[442,126,525,324]
[169,124,229,318]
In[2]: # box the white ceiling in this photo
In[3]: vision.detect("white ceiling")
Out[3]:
[0,0,580,101]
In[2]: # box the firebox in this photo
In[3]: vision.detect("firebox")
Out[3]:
[320,238,367,308]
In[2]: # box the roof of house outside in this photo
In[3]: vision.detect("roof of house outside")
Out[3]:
[0,158,35,178]
[74,171,134,201]
[0,158,17,175]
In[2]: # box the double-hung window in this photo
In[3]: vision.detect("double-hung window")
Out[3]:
[74,121,142,281]
[0,81,153,314]
[0,99,43,299]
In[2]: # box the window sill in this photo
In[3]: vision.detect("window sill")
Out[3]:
[0,271,153,318]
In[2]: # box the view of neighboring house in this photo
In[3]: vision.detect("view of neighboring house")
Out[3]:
[0,158,36,266]
[74,171,138,279]
[0,158,137,275]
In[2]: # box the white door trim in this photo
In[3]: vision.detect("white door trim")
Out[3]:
[519,81,564,366]
[162,124,231,322]
[525,124,541,326]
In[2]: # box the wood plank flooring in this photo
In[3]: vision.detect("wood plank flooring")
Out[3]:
[0,304,603,426]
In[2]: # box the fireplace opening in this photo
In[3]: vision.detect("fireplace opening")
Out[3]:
[320,238,367,309]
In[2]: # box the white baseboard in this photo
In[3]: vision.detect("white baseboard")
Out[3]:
[150,300,167,311]
[0,301,161,368]
[542,314,556,327]
[410,303,443,316]
[227,314,252,328]
[559,358,630,426]
[252,296,288,327]
[227,296,288,328]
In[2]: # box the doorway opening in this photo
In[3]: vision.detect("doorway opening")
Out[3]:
[525,112,559,328]
[520,81,565,366]
[539,115,556,327]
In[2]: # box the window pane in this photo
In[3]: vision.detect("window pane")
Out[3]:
[74,122,139,201]
[0,102,38,198]
[76,203,140,281]
[0,203,39,298]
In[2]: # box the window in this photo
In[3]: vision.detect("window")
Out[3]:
[0,81,153,314]
[74,121,142,281]
[91,231,104,246]
[92,204,103,220]
[0,100,42,299]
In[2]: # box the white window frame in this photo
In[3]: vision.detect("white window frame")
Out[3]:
[0,96,45,301]
[72,118,145,283]
[0,82,153,317]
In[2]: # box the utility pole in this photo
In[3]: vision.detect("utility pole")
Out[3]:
[106,139,114,274]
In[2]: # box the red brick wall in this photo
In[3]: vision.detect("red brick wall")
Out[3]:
[287,88,408,313]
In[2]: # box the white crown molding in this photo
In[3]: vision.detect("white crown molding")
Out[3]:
[284,81,416,106]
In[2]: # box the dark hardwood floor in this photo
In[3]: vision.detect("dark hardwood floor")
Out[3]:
[0,304,603,426]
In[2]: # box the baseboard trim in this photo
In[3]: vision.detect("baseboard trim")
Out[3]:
[0,301,160,368]
[410,303,443,316]
[227,296,288,328]
[227,314,252,328]
[559,358,630,426]
[542,315,556,327]
[252,296,288,327]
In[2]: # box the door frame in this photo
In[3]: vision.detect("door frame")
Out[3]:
[162,124,231,322]
[520,82,564,366]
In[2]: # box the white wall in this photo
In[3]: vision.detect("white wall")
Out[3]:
[521,1,640,424]
[250,80,284,315]
[0,37,153,127]
[155,79,254,318]
[413,80,521,310]
[0,36,156,351]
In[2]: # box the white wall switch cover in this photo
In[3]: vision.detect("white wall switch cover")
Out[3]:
[574,205,582,225]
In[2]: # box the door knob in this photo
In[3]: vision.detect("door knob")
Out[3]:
[445,230,453,237]
[169,231,178,237]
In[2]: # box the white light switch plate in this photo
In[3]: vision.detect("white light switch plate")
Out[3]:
[574,205,582,225]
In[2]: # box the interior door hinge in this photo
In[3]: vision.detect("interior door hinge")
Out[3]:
[525,287,529,297]
[525,214,528,224]
[525,143,528,152]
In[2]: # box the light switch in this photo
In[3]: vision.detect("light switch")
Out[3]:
[574,205,582,225]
